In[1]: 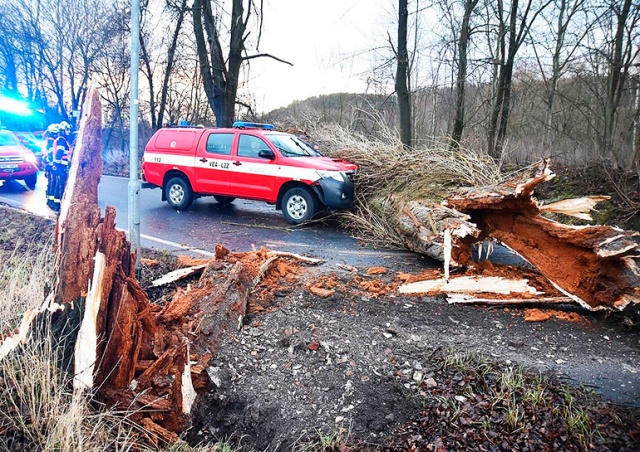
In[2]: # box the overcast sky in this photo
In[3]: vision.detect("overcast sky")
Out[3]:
[248,0,394,112]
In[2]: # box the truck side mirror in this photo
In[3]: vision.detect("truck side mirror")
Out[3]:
[258,149,276,160]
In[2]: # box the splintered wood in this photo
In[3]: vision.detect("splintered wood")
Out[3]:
[0,87,324,444]
[394,159,639,311]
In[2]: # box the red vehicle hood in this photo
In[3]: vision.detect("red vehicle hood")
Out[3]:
[0,145,33,159]
[289,156,358,172]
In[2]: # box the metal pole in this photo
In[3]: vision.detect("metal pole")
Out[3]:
[129,0,141,271]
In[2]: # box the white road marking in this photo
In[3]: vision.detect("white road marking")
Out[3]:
[117,227,215,257]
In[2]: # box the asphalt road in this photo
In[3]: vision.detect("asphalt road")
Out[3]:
[0,171,432,272]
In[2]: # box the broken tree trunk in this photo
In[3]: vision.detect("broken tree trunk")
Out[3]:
[365,159,639,310]
[442,162,640,310]
[46,88,188,438]
[2,95,322,444]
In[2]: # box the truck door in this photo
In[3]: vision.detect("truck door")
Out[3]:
[230,133,277,201]
[194,131,235,195]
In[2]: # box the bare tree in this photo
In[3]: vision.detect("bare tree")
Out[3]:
[602,0,640,164]
[537,0,593,145]
[486,0,552,159]
[157,0,189,128]
[451,0,480,149]
[192,0,291,127]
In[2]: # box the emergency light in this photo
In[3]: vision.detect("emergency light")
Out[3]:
[0,94,32,116]
[232,121,274,130]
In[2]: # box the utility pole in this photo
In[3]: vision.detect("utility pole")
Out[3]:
[129,0,141,271]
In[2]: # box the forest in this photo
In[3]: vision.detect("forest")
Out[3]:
[0,0,638,170]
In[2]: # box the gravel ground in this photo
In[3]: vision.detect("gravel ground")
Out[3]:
[184,263,640,450]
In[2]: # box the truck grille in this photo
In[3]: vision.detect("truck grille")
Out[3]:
[0,156,23,163]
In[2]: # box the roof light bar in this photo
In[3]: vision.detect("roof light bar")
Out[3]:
[232,121,274,130]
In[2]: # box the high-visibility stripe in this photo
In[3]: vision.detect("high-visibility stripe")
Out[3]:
[144,152,321,183]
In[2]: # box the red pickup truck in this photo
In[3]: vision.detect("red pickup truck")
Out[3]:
[142,122,358,224]
[0,129,39,189]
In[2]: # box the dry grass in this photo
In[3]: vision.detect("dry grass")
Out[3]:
[0,243,153,450]
[305,122,504,248]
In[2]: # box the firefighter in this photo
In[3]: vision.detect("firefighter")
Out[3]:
[42,123,59,209]
[50,121,73,212]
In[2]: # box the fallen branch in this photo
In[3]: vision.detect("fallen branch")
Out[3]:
[399,276,542,296]
[446,294,573,305]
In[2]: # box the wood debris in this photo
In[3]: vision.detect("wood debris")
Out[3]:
[0,88,323,444]
[309,286,336,298]
[399,276,542,296]
[152,265,207,286]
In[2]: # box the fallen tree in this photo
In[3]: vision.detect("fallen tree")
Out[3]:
[326,131,639,311]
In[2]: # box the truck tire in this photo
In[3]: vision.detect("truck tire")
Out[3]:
[23,174,37,190]
[213,195,236,205]
[165,176,194,210]
[282,186,317,225]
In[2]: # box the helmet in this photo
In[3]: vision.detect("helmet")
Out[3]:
[47,123,60,133]
[58,121,71,131]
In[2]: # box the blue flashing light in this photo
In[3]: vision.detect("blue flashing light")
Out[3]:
[232,121,274,130]
[179,120,189,127]
[0,94,33,116]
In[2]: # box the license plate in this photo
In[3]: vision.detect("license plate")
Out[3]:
[0,164,19,169]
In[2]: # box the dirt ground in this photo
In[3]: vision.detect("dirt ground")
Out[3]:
[179,258,640,450]
[2,204,640,450]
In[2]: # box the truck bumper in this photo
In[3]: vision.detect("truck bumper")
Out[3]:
[313,177,355,210]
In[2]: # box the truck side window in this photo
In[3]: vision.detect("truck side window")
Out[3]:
[206,133,233,155]
[238,134,268,159]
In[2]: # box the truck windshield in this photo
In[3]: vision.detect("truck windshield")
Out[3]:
[266,134,322,157]
[0,130,22,147]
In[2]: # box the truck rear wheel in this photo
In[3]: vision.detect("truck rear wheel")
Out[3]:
[213,195,235,205]
[165,176,193,210]
[282,186,317,224]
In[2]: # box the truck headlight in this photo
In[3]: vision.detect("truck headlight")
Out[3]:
[317,170,345,182]
[23,152,38,164]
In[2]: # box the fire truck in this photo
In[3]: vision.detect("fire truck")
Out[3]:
[142,122,358,224]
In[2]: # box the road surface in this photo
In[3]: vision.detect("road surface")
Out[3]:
[0,171,433,272]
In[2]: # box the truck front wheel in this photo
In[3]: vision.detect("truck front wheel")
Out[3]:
[165,177,194,210]
[23,174,37,190]
[282,186,317,224]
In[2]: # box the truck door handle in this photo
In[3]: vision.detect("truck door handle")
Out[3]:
[233,161,242,166]
[199,157,208,163]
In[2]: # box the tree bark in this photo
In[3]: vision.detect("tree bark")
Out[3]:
[396,0,412,148]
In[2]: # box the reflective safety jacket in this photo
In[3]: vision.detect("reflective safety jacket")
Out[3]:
[53,136,73,166]
[42,132,58,164]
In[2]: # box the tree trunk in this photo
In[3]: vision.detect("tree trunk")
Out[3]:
[386,160,640,310]
[157,0,187,129]
[451,0,479,149]
[396,0,412,148]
